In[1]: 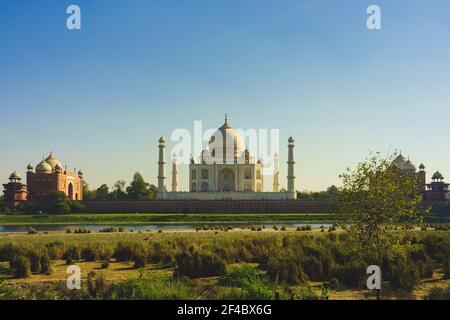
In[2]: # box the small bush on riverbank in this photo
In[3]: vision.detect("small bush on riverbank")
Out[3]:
[174,248,226,278]
[10,256,31,278]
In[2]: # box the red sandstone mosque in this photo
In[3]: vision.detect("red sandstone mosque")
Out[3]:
[392,153,449,201]
[2,153,83,205]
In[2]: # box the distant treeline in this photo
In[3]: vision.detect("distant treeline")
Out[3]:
[296,185,338,201]
[83,172,157,201]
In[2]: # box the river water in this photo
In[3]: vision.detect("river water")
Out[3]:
[0,223,334,233]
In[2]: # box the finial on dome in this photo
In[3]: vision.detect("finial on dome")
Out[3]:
[225,113,228,124]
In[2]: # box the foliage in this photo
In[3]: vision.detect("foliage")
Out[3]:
[10,256,31,278]
[336,152,426,269]
[174,248,226,278]
[297,185,338,201]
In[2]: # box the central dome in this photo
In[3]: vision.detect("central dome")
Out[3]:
[207,117,243,162]
[45,152,63,169]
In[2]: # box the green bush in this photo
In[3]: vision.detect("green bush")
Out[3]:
[111,276,198,300]
[133,253,146,269]
[10,256,31,278]
[63,245,81,260]
[101,261,110,269]
[40,253,52,274]
[0,243,27,262]
[81,247,99,261]
[45,241,66,260]
[220,264,275,300]
[427,285,450,300]
[113,242,145,261]
[443,258,450,279]
[387,261,421,292]
[27,249,42,273]
[263,254,308,285]
[174,249,226,278]
[333,261,367,288]
[87,272,109,299]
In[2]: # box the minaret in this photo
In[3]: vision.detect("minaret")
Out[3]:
[273,153,280,192]
[157,136,167,192]
[287,136,295,194]
[171,153,178,192]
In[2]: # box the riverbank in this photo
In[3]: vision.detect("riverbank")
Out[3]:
[0,212,448,226]
[0,213,340,226]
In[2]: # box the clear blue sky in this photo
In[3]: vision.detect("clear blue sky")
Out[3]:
[1,0,450,191]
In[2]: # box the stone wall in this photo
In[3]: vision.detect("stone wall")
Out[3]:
[83,200,332,214]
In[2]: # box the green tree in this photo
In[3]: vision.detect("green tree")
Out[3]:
[126,173,150,200]
[96,184,110,200]
[148,184,158,200]
[111,180,128,200]
[82,181,97,200]
[336,152,426,295]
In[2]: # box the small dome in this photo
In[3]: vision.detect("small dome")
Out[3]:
[419,163,425,170]
[288,136,294,143]
[392,154,407,168]
[403,159,416,171]
[159,136,165,144]
[36,160,52,173]
[9,171,21,180]
[27,164,33,170]
[45,152,63,169]
[432,171,444,180]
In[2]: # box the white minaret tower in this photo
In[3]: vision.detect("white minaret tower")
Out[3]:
[273,153,280,192]
[171,153,178,192]
[287,136,295,195]
[157,136,167,193]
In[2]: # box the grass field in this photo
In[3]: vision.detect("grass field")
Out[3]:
[1,228,449,300]
[0,213,340,225]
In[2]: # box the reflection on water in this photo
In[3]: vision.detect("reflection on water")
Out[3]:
[0,223,334,233]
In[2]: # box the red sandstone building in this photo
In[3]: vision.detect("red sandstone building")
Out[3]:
[2,153,83,205]
[393,154,449,201]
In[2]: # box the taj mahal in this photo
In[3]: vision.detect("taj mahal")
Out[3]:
[156,116,297,200]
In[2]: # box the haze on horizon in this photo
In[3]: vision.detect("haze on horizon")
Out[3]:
[1,0,450,192]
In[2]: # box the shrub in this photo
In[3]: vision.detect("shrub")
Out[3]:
[101,261,110,269]
[333,261,367,288]
[220,264,275,300]
[387,261,421,292]
[27,249,42,273]
[87,272,109,299]
[0,243,26,262]
[68,201,87,213]
[174,249,226,278]
[111,276,198,300]
[27,227,38,234]
[63,245,81,260]
[10,256,31,278]
[113,242,145,261]
[45,241,66,260]
[81,247,99,261]
[40,253,52,274]
[427,285,450,300]
[66,257,73,265]
[443,258,450,279]
[263,254,308,285]
[133,253,146,269]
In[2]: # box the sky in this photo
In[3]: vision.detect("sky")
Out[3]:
[1,0,450,192]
